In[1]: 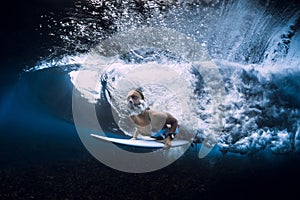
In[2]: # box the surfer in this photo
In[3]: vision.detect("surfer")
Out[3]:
[127,89,179,149]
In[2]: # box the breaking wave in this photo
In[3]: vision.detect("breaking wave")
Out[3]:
[24,0,300,155]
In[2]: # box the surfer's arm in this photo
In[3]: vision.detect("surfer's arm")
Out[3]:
[166,113,178,138]
[166,113,178,132]
[131,129,139,140]
[129,116,139,140]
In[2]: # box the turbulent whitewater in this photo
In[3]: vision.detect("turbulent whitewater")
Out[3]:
[25,0,300,155]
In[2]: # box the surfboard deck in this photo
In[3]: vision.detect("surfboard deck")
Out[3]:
[90,134,190,148]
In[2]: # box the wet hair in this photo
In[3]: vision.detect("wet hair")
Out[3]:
[135,88,144,100]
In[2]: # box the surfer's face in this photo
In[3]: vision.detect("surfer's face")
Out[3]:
[127,90,142,107]
[127,90,148,116]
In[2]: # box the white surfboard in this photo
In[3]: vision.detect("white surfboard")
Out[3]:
[90,134,190,148]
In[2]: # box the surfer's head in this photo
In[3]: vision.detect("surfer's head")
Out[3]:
[127,89,148,116]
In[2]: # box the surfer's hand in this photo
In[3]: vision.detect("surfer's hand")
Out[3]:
[131,137,137,140]
[163,137,171,150]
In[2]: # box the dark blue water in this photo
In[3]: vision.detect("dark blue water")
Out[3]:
[1,0,300,199]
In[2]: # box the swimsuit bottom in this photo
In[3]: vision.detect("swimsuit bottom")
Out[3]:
[150,127,179,140]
